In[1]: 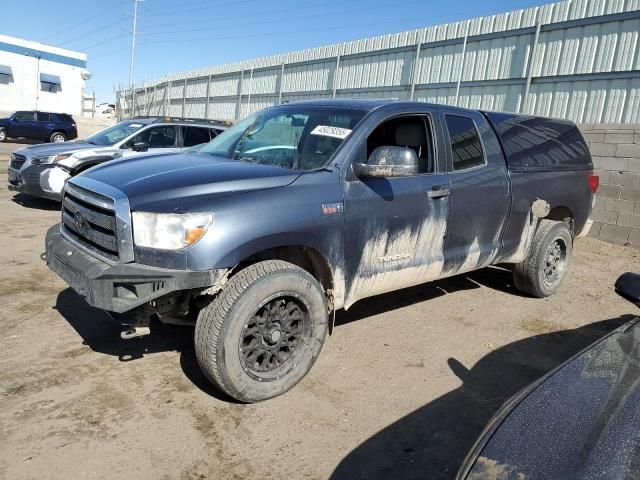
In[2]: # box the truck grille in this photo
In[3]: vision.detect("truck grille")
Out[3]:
[10,154,26,169]
[62,187,120,261]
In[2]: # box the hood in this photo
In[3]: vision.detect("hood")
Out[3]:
[16,141,97,157]
[466,318,640,480]
[80,152,301,210]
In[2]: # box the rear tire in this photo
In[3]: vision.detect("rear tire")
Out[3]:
[50,131,66,143]
[195,260,328,403]
[0,128,6,142]
[513,219,573,298]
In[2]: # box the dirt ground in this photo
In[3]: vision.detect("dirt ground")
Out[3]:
[0,132,639,480]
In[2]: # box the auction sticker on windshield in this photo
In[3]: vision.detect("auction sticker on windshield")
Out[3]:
[311,125,352,139]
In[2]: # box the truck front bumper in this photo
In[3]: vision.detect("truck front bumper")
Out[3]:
[45,224,222,313]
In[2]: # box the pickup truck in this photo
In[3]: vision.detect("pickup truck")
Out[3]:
[45,99,598,403]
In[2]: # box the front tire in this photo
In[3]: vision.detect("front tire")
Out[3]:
[50,131,67,143]
[0,128,6,142]
[513,219,573,298]
[195,260,328,403]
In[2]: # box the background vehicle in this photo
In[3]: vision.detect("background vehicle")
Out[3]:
[45,99,597,402]
[0,111,77,143]
[457,272,640,480]
[7,116,228,200]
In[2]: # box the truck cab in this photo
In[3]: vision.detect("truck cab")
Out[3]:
[45,99,597,402]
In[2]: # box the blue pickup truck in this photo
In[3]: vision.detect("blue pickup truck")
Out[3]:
[45,99,598,402]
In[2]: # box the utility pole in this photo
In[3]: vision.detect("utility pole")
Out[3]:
[128,0,143,117]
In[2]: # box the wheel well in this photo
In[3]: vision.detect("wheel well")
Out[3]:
[547,206,574,235]
[236,246,334,294]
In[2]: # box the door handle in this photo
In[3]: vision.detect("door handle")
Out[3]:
[427,186,451,199]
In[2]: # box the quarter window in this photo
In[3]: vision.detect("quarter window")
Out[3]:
[445,115,485,171]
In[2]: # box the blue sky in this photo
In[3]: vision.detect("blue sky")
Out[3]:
[3,0,550,102]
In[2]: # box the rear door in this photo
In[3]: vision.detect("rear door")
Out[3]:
[35,112,54,138]
[343,109,452,307]
[11,112,36,137]
[440,110,510,276]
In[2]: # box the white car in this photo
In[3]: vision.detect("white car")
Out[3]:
[8,117,228,200]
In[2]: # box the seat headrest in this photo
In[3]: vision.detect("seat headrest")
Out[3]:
[395,123,425,147]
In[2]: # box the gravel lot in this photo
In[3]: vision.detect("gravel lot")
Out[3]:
[0,131,639,480]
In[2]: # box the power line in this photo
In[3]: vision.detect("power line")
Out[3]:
[144,0,426,37]
[56,18,126,47]
[140,16,425,45]
[89,45,132,61]
[44,1,128,41]
[141,0,259,18]
[80,33,129,50]
[145,0,371,29]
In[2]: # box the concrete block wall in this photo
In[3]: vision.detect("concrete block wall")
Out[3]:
[580,124,640,248]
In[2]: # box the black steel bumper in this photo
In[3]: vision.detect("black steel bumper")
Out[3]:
[45,224,221,313]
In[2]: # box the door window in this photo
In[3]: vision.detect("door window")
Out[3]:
[445,115,485,171]
[14,112,34,121]
[183,126,211,147]
[367,116,435,174]
[133,126,177,148]
[36,112,51,122]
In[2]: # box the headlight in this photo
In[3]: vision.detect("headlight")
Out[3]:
[132,212,213,250]
[31,153,72,165]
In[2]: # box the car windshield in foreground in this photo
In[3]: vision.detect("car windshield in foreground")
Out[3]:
[85,121,147,146]
[198,105,366,170]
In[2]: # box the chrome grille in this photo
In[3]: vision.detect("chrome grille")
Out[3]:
[10,154,26,170]
[62,190,119,261]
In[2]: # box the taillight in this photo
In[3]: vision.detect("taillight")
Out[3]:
[588,173,599,194]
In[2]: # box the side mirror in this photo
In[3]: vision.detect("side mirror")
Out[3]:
[353,146,419,178]
[132,141,149,152]
[615,272,640,307]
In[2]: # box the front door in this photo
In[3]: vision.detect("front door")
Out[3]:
[123,125,180,158]
[343,113,451,308]
[11,112,36,137]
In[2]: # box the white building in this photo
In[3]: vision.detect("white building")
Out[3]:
[0,34,88,116]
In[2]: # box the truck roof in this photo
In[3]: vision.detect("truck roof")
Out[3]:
[280,98,482,115]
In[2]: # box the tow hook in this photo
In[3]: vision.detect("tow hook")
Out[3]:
[120,326,151,340]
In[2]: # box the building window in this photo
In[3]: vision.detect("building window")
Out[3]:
[40,73,61,93]
[0,65,12,85]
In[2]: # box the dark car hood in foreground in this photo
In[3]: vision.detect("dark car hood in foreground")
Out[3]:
[81,152,301,210]
[463,318,640,480]
[16,141,96,156]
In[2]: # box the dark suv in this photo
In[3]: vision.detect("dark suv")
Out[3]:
[0,111,77,143]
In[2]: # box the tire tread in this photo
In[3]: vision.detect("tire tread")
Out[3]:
[194,260,317,401]
[513,219,571,298]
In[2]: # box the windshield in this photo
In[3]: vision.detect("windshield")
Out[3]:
[85,121,147,146]
[199,105,366,170]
